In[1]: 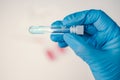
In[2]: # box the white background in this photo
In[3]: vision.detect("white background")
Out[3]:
[0,0,120,80]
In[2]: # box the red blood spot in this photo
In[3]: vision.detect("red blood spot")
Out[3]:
[46,50,55,60]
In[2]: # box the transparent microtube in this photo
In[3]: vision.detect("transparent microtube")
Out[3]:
[29,25,83,35]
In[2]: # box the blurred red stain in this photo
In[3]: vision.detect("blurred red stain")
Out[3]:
[56,46,65,53]
[46,50,55,60]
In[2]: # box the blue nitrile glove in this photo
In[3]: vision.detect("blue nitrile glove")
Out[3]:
[50,9,120,80]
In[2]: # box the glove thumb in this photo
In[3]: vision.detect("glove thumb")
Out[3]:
[63,33,94,60]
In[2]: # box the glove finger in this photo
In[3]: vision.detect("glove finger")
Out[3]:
[63,9,118,32]
[51,20,63,28]
[84,24,98,36]
[58,41,68,48]
[50,21,65,42]
[63,10,89,26]
[50,34,64,42]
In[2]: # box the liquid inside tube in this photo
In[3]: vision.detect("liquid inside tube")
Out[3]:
[29,26,70,34]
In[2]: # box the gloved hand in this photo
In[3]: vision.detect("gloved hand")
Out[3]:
[50,9,120,80]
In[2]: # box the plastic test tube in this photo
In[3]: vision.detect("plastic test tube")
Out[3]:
[29,25,84,35]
